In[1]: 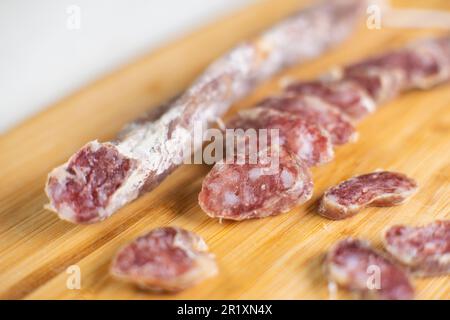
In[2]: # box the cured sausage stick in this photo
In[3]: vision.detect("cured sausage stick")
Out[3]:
[45,0,365,224]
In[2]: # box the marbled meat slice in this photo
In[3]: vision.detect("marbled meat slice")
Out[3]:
[325,238,414,300]
[319,171,418,220]
[110,227,218,292]
[284,79,376,121]
[227,107,334,167]
[383,220,450,277]
[344,68,404,104]
[198,146,313,221]
[344,36,450,101]
[258,94,358,145]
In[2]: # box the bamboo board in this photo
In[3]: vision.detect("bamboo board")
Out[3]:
[0,0,449,300]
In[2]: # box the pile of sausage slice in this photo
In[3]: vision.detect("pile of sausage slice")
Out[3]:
[199,36,450,221]
[326,220,450,300]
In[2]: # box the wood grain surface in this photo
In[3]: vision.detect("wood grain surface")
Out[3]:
[0,0,449,300]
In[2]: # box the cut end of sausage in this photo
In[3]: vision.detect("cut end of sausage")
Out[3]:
[45,141,138,224]
[383,220,450,277]
[319,171,418,220]
[325,238,414,300]
[110,227,218,292]
[199,146,313,221]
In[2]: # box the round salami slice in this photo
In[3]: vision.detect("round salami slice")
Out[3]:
[408,39,450,88]
[319,171,418,220]
[110,227,218,292]
[198,146,313,221]
[344,68,405,104]
[325,238,414,300]
[344,38,450,100]
[227,107,334,167]
[359,49,447,89]
[258,94,358,145]
[284,80,376,121]
[383,220,450,277]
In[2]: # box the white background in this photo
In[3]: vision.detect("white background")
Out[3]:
[0,0,254,133]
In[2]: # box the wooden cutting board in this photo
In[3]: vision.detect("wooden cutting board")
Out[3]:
[0,0,449,300]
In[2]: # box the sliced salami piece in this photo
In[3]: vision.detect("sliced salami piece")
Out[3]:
[198,146,313,221]
[383,220,450,277]
[344,68,404,104]
[110,227,218,292]
[285,80,376,121]
[45,0,364,224]
[258,94,358,145]
[325,238,414,300]
[319,171,418,220]
[227,107,334,167]
[344,36,450,102]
